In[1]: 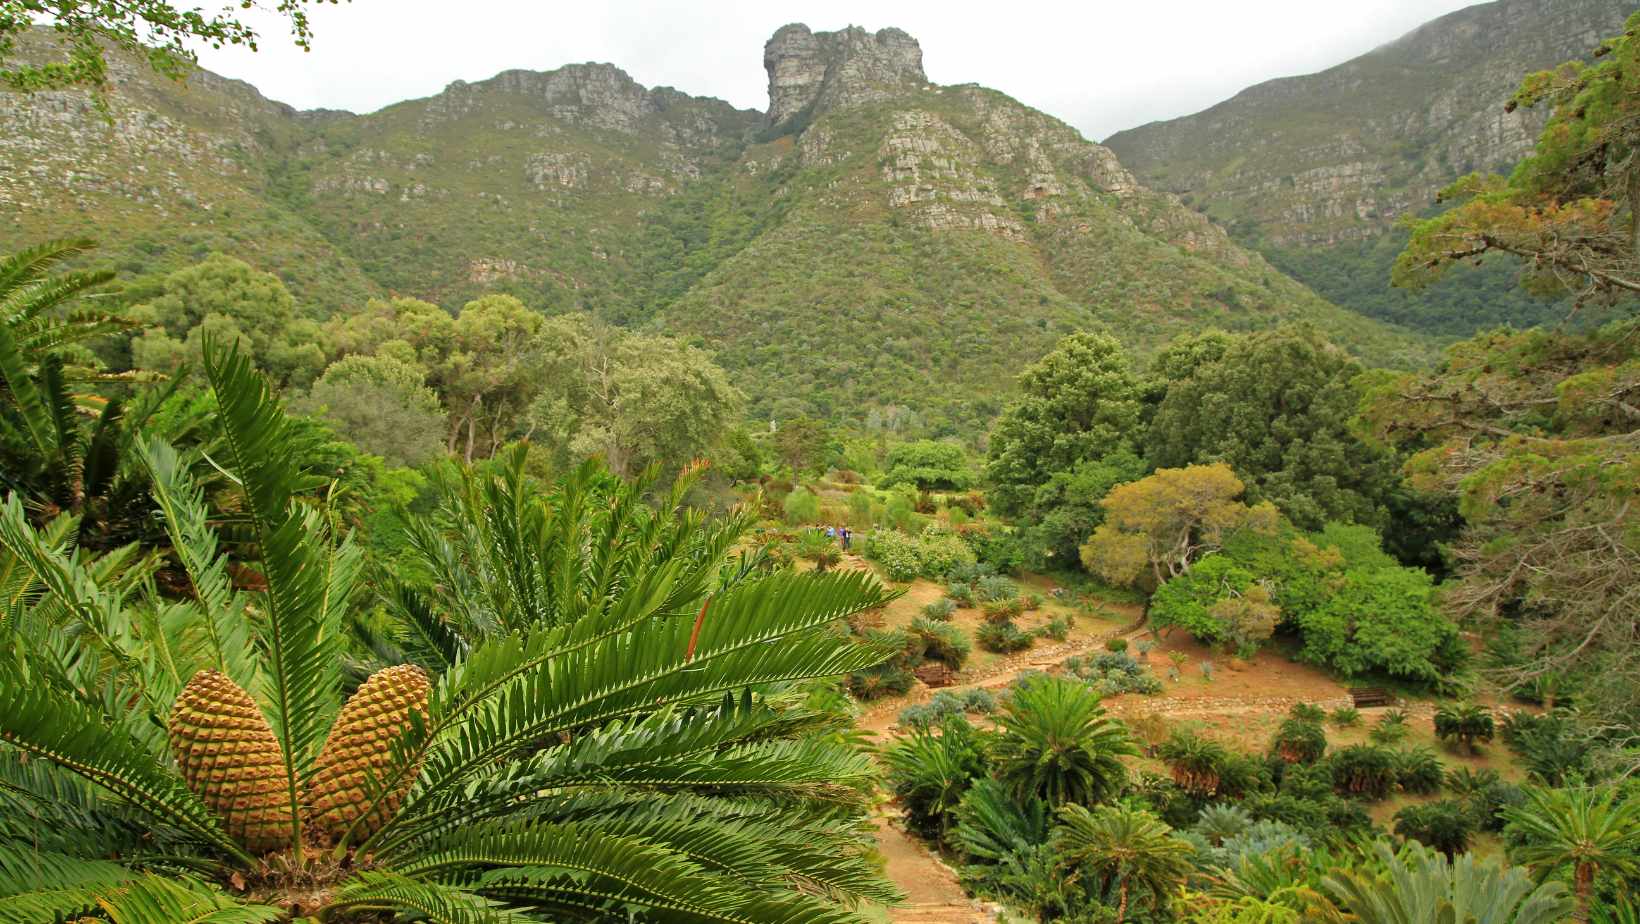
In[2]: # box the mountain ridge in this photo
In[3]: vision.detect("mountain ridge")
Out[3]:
[2,22,1433,431]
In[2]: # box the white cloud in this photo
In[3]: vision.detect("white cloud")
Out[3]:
[194,0,1478,139]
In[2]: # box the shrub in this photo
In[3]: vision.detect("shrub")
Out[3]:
[1289,703,1327,723]
[910,617,972,670]
[898,690,997,730]
[1021,592,1044,611]
[846,664,914,700]
[1433,703,1495,755]
[863,529,923,581]
[993,675,1135,807]
[783,487,821,524]
[1330,706,1361,727]
[1393,748,1445,795]
[977,620,1034,653]
[1329,745,1398,800]
[981,597,1024,623]
[883,719,990,838]
[1158,731,1231,797]
[922,597,957,621]
[966,529,1027,575]
[1369,710,1410,746]
[917,525,977,577]
[1036,615,1071,642]
[975,574,1020,603]
[1106,637,1129,653]
[1271,719,1328,765]
[945,582,976,607]
[1394,800,1475,857]
[1200,660,1216,682]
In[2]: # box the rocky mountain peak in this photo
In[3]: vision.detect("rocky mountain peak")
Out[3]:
[763,23,926,129]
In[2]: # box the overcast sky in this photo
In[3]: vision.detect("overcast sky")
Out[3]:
[193,0,1478,141]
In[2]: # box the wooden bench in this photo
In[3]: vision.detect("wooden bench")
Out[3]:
[1350,687,1394,708]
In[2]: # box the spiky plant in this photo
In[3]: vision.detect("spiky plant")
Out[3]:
[1323,840,1572,924]
[1435,702,1496,755]
[992,674,1135,808]
[1158,731,1230,798]
[0,239,152,538]
[1271,718,1327,765]
[1504,786,1640,924]
[0,341,902,922]
[1051,803,1194,924]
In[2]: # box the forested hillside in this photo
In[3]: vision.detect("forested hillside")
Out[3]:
[2,23,1432,434]
[1105,0,1633,334]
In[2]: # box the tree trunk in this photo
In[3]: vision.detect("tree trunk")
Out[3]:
[1574,862,1593,924]
[1115,881,1129,924]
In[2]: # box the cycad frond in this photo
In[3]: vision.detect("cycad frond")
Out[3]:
[78,872,279,924]
[0,663,247,862]
[0,844,133,922]
[328,871,526,924]
[378,570,891,845]
[136,436,260,691]
[409,821,868,924]
[203,338,347,828]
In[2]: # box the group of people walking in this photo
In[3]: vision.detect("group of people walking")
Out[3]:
[821,525,853,551]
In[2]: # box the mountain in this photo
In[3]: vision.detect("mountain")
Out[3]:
[1104,0,1634,336]
[1,23,1433,431]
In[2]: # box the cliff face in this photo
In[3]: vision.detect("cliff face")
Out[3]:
[1104,0,1631,248]
[763,24,928,128]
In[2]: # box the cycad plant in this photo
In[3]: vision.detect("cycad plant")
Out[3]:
[0,239,151,537]
[1051,803,1194,924]
[1434,703,1496,755]
[1504,786,1640,924]
[0,342,901,922]
[992,674,1135,808]
[1323,840,1572,924]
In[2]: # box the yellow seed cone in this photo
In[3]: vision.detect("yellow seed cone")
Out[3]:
[302,664,429,844]
[168,670,294,854]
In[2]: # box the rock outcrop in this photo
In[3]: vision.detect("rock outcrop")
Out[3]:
[764,24,927,129]
[1105,0,1632,248]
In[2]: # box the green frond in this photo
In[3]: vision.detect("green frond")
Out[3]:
[0,319,57,459]
[373,570,892,847]
[0,751,153,857]
[0,238,98,303]
[82,872,280,924]
[202,338,346,834]
[0,844,132,922]
[378,702,878,854]
[0,659,246,862]
[403,821,870,924]
[328,871,528,924]
[135,436,260,691]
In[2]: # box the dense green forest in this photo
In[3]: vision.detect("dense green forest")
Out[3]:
[1,3,1638,923]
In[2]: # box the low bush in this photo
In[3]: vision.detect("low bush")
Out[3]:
[945,582,976,607]
[1105,637,1129,653]
[1433,703,1495,755]
[1289,703,1327,723]
[1271,719,1327,765]
[1392,748,1445,795]
[1394,799,1475,857]
[897,689,1000,730]
[976,620,1034,653]
[883,718,990,838]
[1329,745,1398,800]
[981,597,1024,623]
[1036,615,1071,642]
[846,664,914,700]
[1021,592,1044,611]
[922,598,957,621]
[1369,710,1410,746]
[910,617,972,669]
[1330,706,1361,727]
[975,574,1020,603]
[862,525,978,582]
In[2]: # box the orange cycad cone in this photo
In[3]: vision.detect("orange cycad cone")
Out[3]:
[168,670,295,854]
[302,664,430,845]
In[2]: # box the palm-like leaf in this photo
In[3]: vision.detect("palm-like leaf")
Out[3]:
[1323,840,1572,924]
[993,674,1135,807]
[1504,786,1640,922]
[1052,803,1195,923]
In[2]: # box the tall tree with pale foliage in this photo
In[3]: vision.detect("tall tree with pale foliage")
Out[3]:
[1080,463,1278,590]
